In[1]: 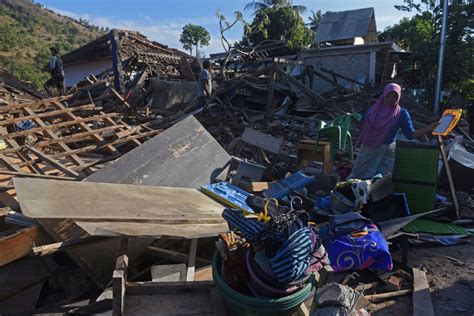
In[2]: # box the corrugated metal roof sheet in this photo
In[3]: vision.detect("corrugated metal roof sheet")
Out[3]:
[313,7,376,43]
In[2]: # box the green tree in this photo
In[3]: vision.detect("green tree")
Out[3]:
[179,24,211,57]
[381,0,473,104]
[245,0,306,15]
[246,6,313,49]
[307,9,322,33]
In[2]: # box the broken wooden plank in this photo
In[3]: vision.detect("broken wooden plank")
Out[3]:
[32,236,110,256]
[413,268,435,316]
[0,226,39,267]
[14,178,225,222]
[241,127,283,154]
[365,289,412,301]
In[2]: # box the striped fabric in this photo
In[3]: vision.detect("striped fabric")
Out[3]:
[222,209,265,242]
[270,227,313,283]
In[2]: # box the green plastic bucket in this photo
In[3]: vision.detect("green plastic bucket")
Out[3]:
[212,252,313,316]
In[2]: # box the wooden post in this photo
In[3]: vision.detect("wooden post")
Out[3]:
[437,135,460,219]
[113,238,129,316]
[186,239,198,281]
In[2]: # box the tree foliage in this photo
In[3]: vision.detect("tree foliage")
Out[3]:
[245,0,306,15]
[246,6,313,49]
[381,0,473,103]
[0,1,104,88]
[307,9,322,33]
[179,24,211,57]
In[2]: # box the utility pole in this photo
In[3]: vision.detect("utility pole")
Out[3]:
[433,0,449,116]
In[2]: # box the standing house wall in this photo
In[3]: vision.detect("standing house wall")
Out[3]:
[63,58,112,87]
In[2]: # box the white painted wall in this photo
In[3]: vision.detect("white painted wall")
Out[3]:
[63,58,112,87]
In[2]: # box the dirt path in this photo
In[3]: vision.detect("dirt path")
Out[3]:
[370,237,474,315]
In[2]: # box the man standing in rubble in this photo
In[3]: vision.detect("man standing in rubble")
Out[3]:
[196,60,212,108]
[44,47,65,96]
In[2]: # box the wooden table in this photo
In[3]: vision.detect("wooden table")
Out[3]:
[296,140,333,174]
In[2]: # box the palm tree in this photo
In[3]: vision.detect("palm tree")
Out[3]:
[307,10,322,32]
[244,0,307,15]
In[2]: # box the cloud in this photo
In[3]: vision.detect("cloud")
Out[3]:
[47,6,228,55]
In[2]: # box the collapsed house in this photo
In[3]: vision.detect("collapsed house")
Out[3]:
[61,29,191,87]
[0,5,473,316]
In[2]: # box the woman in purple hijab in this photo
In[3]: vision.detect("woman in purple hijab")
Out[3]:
[348,83,436,179]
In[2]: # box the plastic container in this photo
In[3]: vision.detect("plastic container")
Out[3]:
[212,252,313,316]
[393,142,439,183]
[263,171,315,199]
[393,182,436,214]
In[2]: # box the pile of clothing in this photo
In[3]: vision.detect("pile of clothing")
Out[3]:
[215,171,395,298]
[217,195,329,298]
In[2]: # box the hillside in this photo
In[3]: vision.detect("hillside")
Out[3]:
[0,0,106,88]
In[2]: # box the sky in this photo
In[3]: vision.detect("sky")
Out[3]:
[36,0,415,56]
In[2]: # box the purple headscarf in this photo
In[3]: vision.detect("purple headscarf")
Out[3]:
[358,83,402,147]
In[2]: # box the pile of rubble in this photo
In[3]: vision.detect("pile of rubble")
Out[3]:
[0,47,473,315]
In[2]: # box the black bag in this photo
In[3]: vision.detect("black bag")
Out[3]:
[328,213,371,237]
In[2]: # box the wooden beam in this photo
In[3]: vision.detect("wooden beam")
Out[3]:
[0,95,73,113]
[275,66,327,103]
[0,154,23,172]
[24,146,81,178]
[100,112,142,147]
[112,251,128,316]
[0,170,77,181]
[0,126,44,174]
[51,101,120,156]
[438,135,460,219]
[0,113,121,139]
[186,238,198,281]
[365,289,412,301]
[32,236,110,256]
[33,125,129,148]
[0,104,95,127]
[22,107,90,170]
[413,268,435,316]
[0,226,39,267]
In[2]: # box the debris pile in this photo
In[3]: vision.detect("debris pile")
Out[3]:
[0,39,472,316]
[0,68,43,104]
